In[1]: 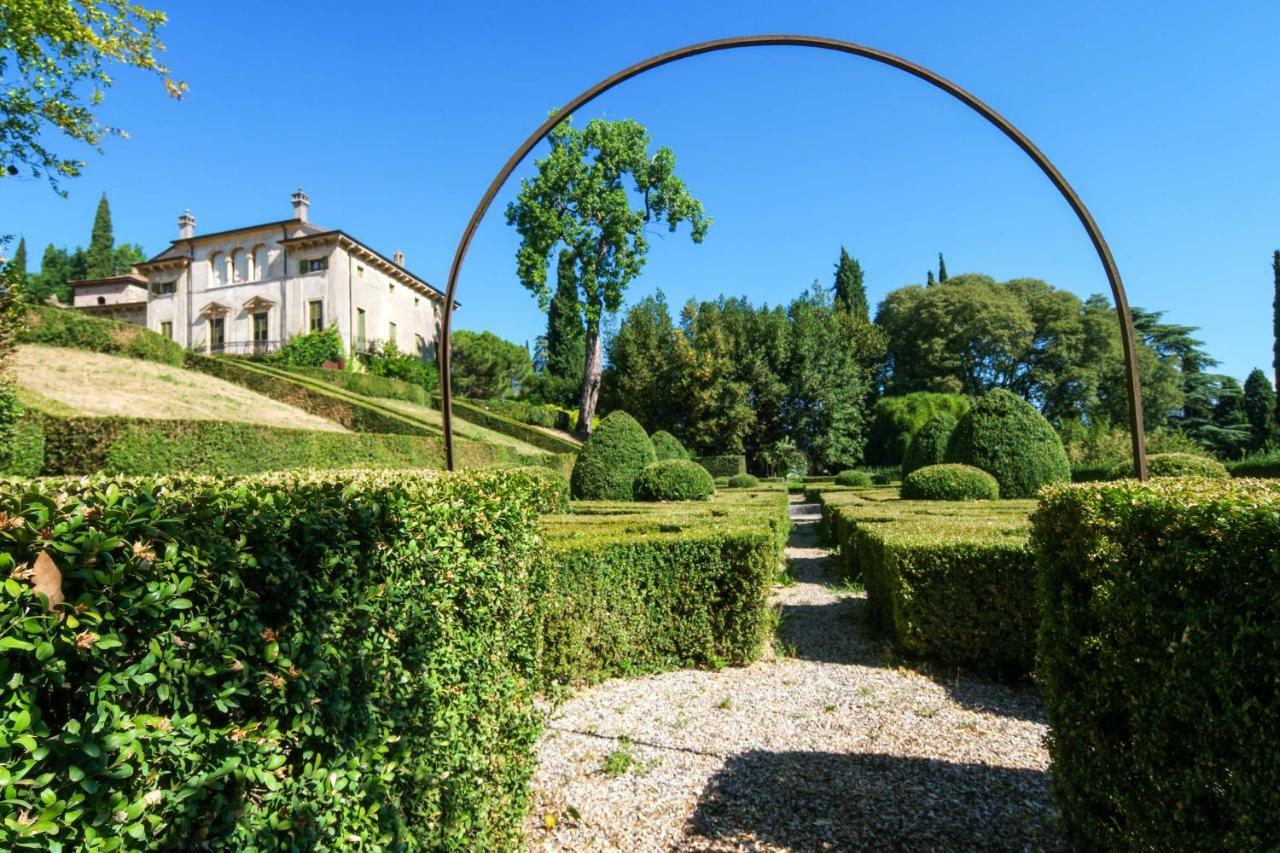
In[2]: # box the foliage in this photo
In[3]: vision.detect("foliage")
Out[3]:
[85,193,114,277]
[672,298,756,454]
[834,470,873,487]
[464,397,568,431]
[757,438,807,479]
[833,246,869,322]
[0,0,185,191]
[1107,452,1230,480]
[900,412,956,476]
[815,487,1036,678]
[17,304,185,364]
[864,392,971,466]
[10,238,27,288]
[1274,250,1280,429]
[360,338,438,392]
[569,410,655,500]
[531,249,585,407]
[511,465,570,512]
[633,459,716,501]
[506,116,709,433]
[650,430,689,461]
[1060,420,1206,467]
[1032,479,1280,850]
[450,329,532,400]
[271,326,344,368]
[945,389,1069,498]
[0,468,555,849]
[600,293,682,434]
[1227,450,1280,478]
[0,254,25,469]
[1174,372,1252,458]
[727,473,760,488]
[693,454,746,478]
[1243,368,1278,449]
[540,487,789,683]
[900,463,999,501]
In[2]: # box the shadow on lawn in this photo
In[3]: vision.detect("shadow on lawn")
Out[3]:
[685,749,1062,851]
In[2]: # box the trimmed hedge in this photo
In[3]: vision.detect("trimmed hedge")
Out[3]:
[1227,451,1280,478]
[18,305,185,366]
[946,388,1069,498]
[1032,479,1280,850]
[693,454,746,478]
[570,411,655,500]
[901,413,956,477]
[650,430,690,461]
[1107,451,1230,480]
[865,392,971,466]
[870,472,893,486]
[815,487,1036,679]
[540,487,790,682]
[727,473,760,488]
[0,468,560,849]
[900,463,999,501]
[834,470,873,487]
[290,365,435,408]
[634,459,716,501]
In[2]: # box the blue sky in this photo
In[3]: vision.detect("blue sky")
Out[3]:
[5,1,1279,382]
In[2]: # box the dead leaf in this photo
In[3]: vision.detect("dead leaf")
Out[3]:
[32,552,64,609]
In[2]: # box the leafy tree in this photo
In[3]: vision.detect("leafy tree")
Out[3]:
[363,339,438,391]
[672,299,755,454]
[937,252,948,283]
[10,238,26,288]
[113,241,145,275]
[273,326,344,368]
[601,293,682,434]
[1175,372,1252,458]
[1243,369,1277,449]
[926,270,936,287]
[85,193,115,277]
[833,246,869,321]
[29,244,76,303]
[450,330,533,400]
[505,116,710,436]
[1,0,185,191]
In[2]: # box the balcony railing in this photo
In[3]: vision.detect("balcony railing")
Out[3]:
[205,340,283,357]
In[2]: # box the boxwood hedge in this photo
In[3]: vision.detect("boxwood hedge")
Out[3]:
[833,470,873,487]
[693,454,746,478]
[815,487,1037,679]
[727,473,760,488]
[1106,451,1230,480]
[17,306,185,366]
[900,463,999,501]
[945,388,1070,498]
[901,413,957,477]
[650,430,690,461]
[570,411,655,500]
[0,468,562,850]
[1032,479,1280,850]
[634,459,716,501]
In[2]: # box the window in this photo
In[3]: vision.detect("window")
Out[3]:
[209,317,225,351]
[231,248,248,282]
[209,251,225,285]
[414,333,426,356]
[414,297,420,309]
[388,321,397,344]
[356,308,366,349]
[96,296,106,306]
[252,312,269,355]
[299,257,328,274]
[152,280,176,296]
[356,265,364,278]
[308,300,324,332]
[160,321,173,340]
[251,245,268,280]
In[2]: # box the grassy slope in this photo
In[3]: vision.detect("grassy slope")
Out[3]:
[12,345,346,432]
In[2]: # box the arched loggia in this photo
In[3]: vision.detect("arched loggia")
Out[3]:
[438,34,1148,480]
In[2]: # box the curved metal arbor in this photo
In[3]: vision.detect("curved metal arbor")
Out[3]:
[438,34,1149,480]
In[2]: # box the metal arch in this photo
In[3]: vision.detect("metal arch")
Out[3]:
[438,34,1149,480]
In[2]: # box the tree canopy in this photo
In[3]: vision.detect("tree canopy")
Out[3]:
[450,330,533,400]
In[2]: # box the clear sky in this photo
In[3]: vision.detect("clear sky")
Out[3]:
[5,1,1278,382]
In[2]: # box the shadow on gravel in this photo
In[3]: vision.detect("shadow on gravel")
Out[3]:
[685,749,1062,851]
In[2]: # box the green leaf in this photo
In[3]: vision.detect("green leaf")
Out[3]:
[170,598,193,610]
[35,642,55,662]
[0,636,34,651]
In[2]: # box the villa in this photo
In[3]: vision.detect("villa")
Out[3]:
[68,189,447,358]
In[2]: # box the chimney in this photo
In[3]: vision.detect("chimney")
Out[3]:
[393,249,404,266]
[291,187,310,221]
[178,209,196,239]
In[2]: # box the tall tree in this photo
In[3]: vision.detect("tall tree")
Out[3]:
[926,270,936,287]
[113,241,145,274]
[1,1,184,192]
[85,193,115,278]
[538,249,586,404]
[10,238,26,288]
[833,246,869,321]
[1273,250,1280,428]
[29,244,74,303]
[1243,368,1277,449]
[506,117,710,436]
[450,330,534,399]
[601,293,682,434]
[937,252,948,283]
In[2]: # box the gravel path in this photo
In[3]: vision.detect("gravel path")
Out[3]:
[524,499,1062,851]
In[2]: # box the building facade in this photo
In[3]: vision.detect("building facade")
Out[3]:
[69,189,446,359]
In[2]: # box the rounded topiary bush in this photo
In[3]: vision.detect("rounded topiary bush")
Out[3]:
[870,473,893,486]
[650,430,690,461]
[570,411,656,500]
[727,473,760,488]
[834,470,873,487]
[901,464,999,501]
[902,413,957,477]
[1107,452,1230,480]
[945,389,1070,498]
[633,459,716,501]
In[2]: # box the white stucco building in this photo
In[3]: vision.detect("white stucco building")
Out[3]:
[69,189,447,359]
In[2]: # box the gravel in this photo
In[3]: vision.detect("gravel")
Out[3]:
[524,500,1062,851]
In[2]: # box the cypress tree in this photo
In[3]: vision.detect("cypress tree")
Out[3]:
[544,248,586,387]
[926,270,936,287]
[84,193,115,278]
[937,252,948,283]
[1243,368,1277,448]
[833,246,870,322]
[10,238,26,287]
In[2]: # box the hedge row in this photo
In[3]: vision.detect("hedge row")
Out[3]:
[816,487,1037,679]
[9,414,566,477]
[17,305,186,366]
[0,468,563,849]
[540,487,790,683]
[694,454,746,478]
[1033,479,1280,850]
[1227,457,1280,477]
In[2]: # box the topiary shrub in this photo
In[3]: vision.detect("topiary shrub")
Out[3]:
[633,459,716,501]
[865,392,972,466]
[570,411,656,500]
[901,463,999,501]
[727,473,760,488]
[694,454,746,477]
[650,430,689,460]
[945,388,1069,498]
[834,469,873,487]
[1107,451,1230,480]
[901,413,957,477]
[870,473,893,486]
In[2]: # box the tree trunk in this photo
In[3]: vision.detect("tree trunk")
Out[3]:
[577,328,603,438]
